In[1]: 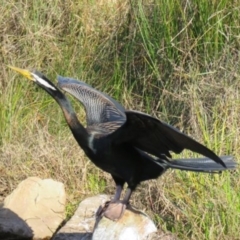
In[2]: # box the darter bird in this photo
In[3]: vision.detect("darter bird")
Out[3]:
[9,66,236,221]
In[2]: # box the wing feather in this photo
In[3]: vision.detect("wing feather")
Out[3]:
[57,77,225,167]
[110,110,225,166]
[57,76,126,127]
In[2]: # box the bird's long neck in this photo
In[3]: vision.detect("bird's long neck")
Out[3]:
[51,89,90,149]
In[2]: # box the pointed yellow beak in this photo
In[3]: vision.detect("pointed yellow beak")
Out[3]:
[8,66,34,81]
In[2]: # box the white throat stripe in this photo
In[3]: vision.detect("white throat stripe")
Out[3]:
[32,73,56,91]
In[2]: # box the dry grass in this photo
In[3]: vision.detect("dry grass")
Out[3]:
[1,1,240,239]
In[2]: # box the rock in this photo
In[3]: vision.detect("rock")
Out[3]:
[54,195,158,240]
[0,177,66,239]
[53,195,109,240]
[0,178,174,240]
[92,205,157,240]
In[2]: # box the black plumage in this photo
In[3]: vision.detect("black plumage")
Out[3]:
[57,76,236,219]
[10,67,236,221]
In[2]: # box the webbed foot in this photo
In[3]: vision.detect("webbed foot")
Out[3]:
[96,200,129,221]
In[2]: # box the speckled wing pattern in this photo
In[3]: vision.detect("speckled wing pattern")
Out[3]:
[57,76,126,134]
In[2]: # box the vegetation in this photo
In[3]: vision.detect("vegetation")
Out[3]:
[1,0,239,239]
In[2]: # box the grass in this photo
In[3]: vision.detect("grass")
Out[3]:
[0,0,240,239]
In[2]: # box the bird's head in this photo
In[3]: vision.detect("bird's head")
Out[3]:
[8,66,57,92]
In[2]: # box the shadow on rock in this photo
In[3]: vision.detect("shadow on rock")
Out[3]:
[0,207,33,240]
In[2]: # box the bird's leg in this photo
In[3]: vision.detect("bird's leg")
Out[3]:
[111,175,125,202]
[122,187,132,204]
[99,176,127,221]
[112,184,123,202]
[96,176,125,220]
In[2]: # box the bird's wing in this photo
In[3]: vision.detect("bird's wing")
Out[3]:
[57,76,126,127]
[86,121,124,135]
[110,110,225,166]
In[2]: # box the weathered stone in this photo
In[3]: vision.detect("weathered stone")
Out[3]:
[92,205,157,240]
[54,195,158,240]
[0,177,66,239]
[53,195,109,240]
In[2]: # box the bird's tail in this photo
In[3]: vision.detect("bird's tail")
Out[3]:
[163,156,237,173]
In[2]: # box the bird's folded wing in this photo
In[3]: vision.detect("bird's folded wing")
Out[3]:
[110,110,225,166]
